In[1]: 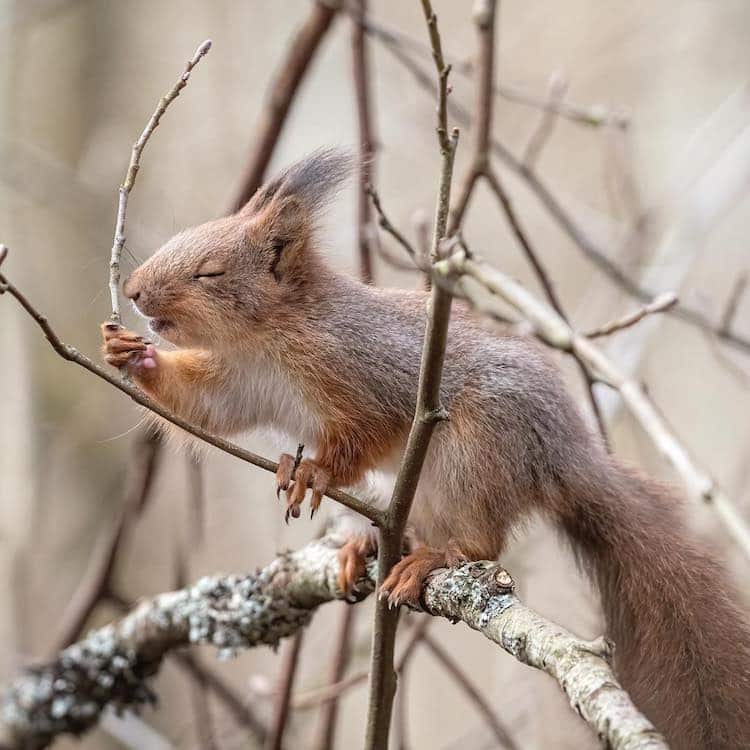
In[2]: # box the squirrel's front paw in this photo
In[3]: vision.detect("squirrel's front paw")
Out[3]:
[101,322,157,372]
[275,455,330,522]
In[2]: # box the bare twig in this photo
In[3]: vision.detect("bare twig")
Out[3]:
[364,2,459,746]
[719,272,748,335]
[483,169,609,443]
[231,1,339,211]
[172,653,267,743]
[435,250,750,559]
[584,292,678,339]
[366,184,420,262]
[351,0,376,283]
[372,21,750,357]
[0,536,665,750]
[421,633,517,750]
[52,429,161,653]
[0,257,380,525]
[349,10,629,129]
[185,654,220,750]
[186,454,206,546]
[108,39,211,323]
[311,605,356,750]
[265,632,305,750]
[522,71,568,169]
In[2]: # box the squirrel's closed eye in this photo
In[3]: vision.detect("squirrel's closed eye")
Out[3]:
[193,270,225,279]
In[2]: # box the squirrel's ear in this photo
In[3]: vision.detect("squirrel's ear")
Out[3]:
[239,147,353,219]
[246,195,307,281]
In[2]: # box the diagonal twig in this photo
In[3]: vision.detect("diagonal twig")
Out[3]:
[108,39,212,324]
[231,1,339,211]
[0,252,380,525]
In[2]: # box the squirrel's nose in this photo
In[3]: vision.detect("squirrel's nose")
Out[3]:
[123,275,140,302]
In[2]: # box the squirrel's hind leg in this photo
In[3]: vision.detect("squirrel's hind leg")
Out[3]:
[380,539,471,608]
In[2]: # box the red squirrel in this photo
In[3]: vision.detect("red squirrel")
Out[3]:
[102,149,750,748]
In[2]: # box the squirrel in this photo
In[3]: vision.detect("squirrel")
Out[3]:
[102,148,750,749]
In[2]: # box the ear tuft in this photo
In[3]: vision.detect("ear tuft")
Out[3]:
[243,147,354,217]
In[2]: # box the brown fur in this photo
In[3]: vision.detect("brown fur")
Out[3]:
[104,149,750,748]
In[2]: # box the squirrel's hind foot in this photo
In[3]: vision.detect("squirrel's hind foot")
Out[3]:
[380,541,470,608]
[337,532,378,599]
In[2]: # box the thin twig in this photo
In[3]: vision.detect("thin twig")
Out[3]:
[364,2,459,746]
[265,632,305,750]
[584,292,678,339]
[51,429,161,653]
[522,71,568,169]
[371,23,750,357]
[0,258,380,525]
[185,654,220,750]
[348,9,629,129]
[366,184,420,261]
[108,40,211,323]
[421,633,518,750]
[483,169,610,444]
[231,1,339,211]
[719,272,748,335]
[186,454,206,545]
[435,250,750,559]
[172,653,267,743]
[311,605,356,750]
[351,0,376,284]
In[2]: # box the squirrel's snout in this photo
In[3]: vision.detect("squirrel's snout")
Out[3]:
[123,274,141,302]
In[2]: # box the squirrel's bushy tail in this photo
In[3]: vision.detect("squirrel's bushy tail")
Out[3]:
[560,460,750,749]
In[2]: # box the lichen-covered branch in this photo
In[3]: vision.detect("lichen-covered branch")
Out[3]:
[421,563,666,750]
[0,537,664,750]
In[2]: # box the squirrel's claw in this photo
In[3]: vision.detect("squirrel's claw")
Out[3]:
[101,323,156,371]
[276,453,296,500]
[275,456,330,523]
[380,544,468,608]
[337,533,378,597]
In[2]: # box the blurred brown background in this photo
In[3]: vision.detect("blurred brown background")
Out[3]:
[2,1,750,748]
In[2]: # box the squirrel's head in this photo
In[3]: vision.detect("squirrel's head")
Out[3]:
[123,148,353,348]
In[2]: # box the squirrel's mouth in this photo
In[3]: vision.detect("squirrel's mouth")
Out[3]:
[149,318,173,334]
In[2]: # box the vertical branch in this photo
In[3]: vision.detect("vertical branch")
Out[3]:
[264,631,305,750]
[186,454,205,546]
[447,0,496,235]
[187,663,219,750]
[108,40,212,323]
[351,0,376,283]
[231,1,339,211]
[364,2,459,747]
[311,605,357,750]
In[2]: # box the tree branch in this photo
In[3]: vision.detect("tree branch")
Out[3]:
[364,1,459,745]
[108,39,211,324]
[435,250,750,559]
[369,15,750,357]
[231,1,339,211]
[264,632,305,750]
[351,0,376,284]
[0,537,665,750]
[0,250,380,526]
[584,292,678,339]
